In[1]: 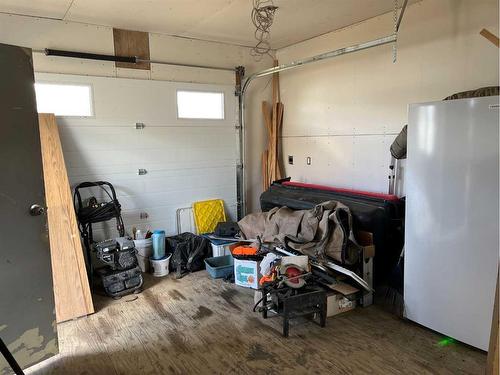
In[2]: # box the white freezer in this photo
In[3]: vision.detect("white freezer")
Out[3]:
[404,96,499,350]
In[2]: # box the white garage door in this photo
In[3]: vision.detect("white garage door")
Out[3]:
[35,73,238,240]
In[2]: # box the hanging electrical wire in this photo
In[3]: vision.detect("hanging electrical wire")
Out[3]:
[251,0,278,60]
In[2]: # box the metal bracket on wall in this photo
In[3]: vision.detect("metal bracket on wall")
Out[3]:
[137,168,147,175]
[234,66,245,97]
[135,122,145,129]
[235,65,246,220]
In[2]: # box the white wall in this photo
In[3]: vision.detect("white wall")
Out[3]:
[276,0,499,195]
[0,12,271,214]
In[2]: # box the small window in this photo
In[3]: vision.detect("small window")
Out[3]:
[34,83,93,116]
[177,90,224,120]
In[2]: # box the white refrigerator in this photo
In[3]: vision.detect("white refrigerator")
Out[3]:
[404,96,499,351]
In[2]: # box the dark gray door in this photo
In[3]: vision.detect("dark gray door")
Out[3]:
[0,43,58,374]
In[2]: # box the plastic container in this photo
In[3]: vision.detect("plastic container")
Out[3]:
[204,255,234,279]
[135,229,147,240]
[150,254,172,277]
[136,254,150,273]
[211,243,234,257]
[202,234,239,257]
[134,238,153,258]
[152,230,166,260]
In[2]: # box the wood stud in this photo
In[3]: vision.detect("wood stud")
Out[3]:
[262,60,284,191]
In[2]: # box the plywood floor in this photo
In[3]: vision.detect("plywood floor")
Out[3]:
[27,272,486,375]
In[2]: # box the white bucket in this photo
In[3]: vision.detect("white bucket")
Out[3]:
[134,238,153,258]
[150,254,172,277]
[136,254,150,273]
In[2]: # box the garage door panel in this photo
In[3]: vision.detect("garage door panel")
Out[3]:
[67,160,235,178]
[115,185,235,209]
[36,73,236,127]
[70,166,235,197]
[90,199,238,233]
[63,145,236,168]
[59,126,236,151]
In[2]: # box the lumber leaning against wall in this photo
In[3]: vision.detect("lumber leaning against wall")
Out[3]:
[38,113,94,322]
[261,60,284,191]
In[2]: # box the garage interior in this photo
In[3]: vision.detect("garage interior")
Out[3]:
[0,0,498,374]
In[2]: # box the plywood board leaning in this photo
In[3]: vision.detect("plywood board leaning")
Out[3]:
[38,113,94,323]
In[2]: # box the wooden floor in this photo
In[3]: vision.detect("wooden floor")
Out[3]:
[27,272,486,374]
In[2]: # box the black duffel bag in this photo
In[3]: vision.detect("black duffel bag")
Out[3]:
[166,232,211,278]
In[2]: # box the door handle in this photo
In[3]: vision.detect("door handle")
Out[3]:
[29,204,46,216]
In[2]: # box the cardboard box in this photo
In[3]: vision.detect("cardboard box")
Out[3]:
[324,280,359,317]
[356,230,375,258]
[330,281,360,295]
[355,230,374,306]
[326,292,357,317]
[234,258,261,289]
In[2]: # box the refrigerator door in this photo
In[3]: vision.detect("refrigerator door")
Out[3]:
[405,96,499,350]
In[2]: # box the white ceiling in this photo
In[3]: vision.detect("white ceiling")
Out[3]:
[0,0,416,49]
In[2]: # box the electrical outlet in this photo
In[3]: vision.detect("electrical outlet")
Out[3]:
[288,155,294,165]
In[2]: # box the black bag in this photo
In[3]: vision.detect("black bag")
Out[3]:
[390,125,407,160]
[214,221,240,237]
[166,233,211,278]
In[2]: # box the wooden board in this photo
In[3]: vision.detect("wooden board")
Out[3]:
[261,64,285,192]
[113,28,150,70]
[38,113,94,323]
[27,272,487,374]
[480,28,500,48]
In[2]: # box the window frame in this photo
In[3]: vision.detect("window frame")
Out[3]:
[175,89,225,121]
[34,81,95,118]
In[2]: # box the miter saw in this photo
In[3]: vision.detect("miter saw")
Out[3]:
[259,262,310,289]
[255,261,327,337]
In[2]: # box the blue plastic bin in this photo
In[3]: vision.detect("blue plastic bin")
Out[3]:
[204,255,234,279]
